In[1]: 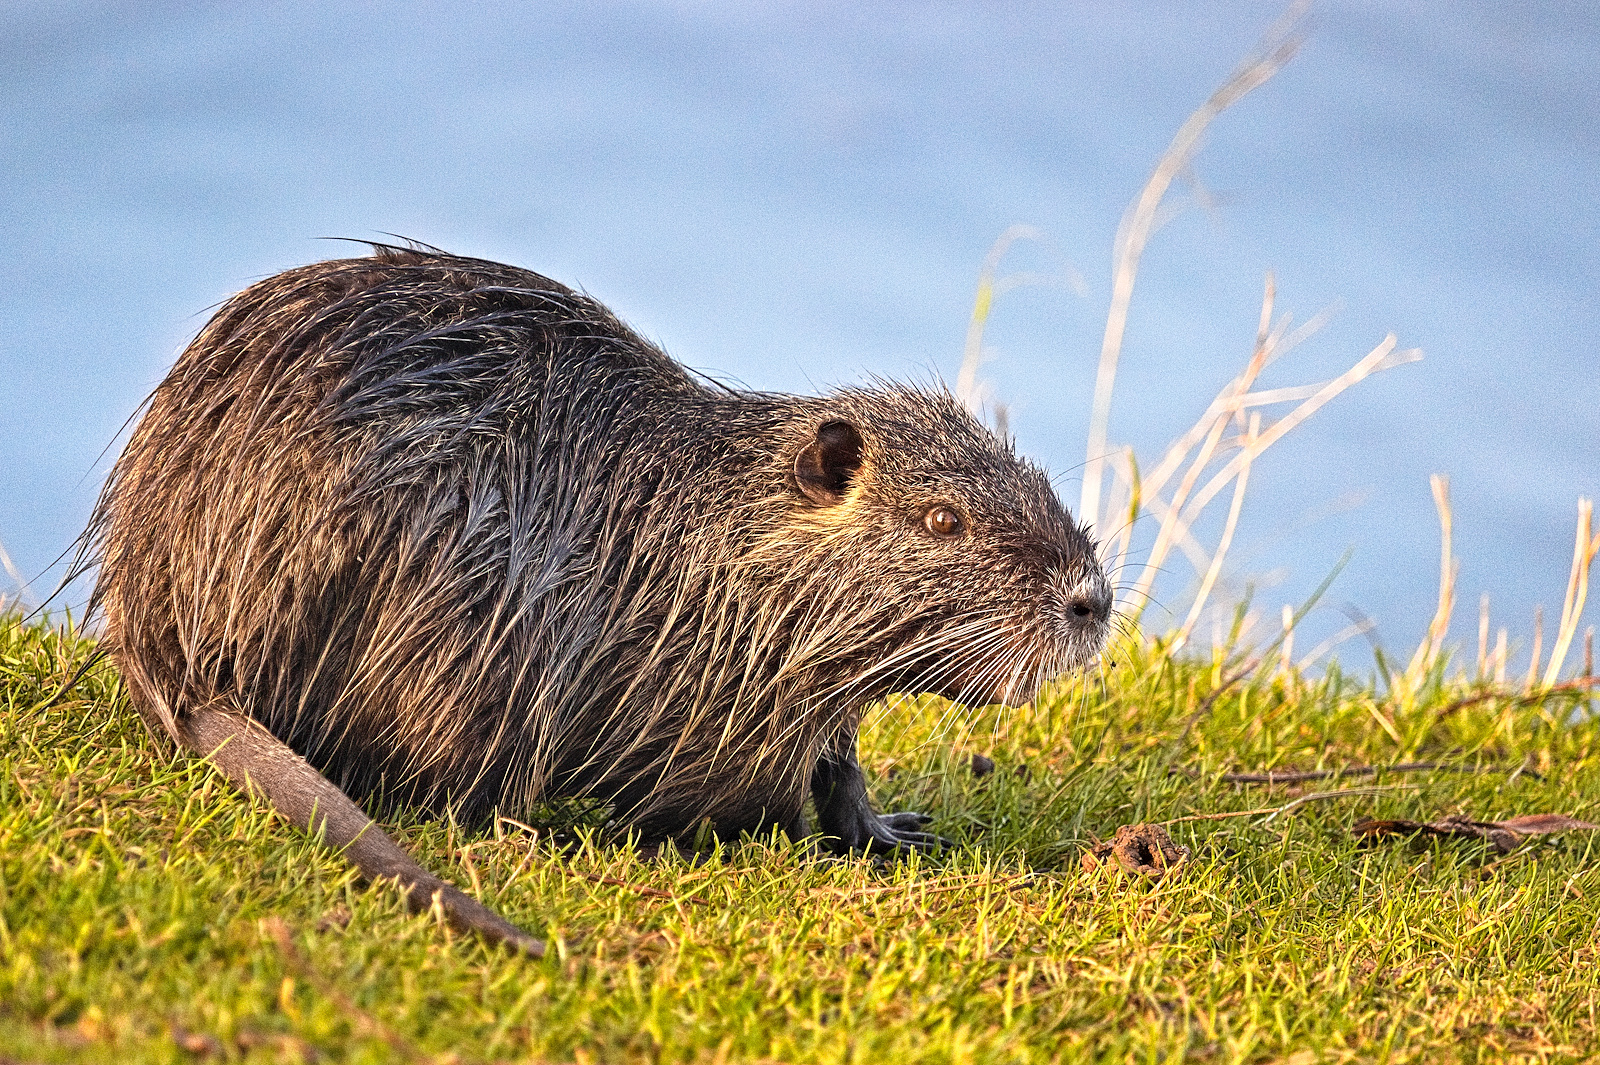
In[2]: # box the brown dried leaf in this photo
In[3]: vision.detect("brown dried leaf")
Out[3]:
[168,1023,223,1057]
[1492,813,1600,835]
[1352,812,1599,854]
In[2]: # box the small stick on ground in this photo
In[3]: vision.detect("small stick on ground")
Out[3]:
[1434,676,1600,721]
[1161,784,1416,827]
[1258,785,1416,825]
[264,916,439,1064]
[1179,656,1261,740]
[1174,761,1544,785]
[1162,806,1283,825]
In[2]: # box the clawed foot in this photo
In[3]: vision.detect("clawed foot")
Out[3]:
[811,748,953,858]
[823,808,952,856]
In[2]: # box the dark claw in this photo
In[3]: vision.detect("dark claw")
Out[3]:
[812,749,951,857]
[878,832,946,851]
[856,812,951,855]
[880,811,936,831]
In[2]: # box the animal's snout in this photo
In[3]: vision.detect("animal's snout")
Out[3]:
[1050,560,1114,670]
[1054,548,1113,621]
[1067,587,1113,623]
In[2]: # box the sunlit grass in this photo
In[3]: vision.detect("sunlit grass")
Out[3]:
[7,8,1598,1064]
[4,612,1598,1064]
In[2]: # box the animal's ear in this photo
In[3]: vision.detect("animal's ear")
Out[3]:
[794,420,864,505]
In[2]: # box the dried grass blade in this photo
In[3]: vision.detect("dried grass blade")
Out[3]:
[1176,412,1260,648]
[958,225,1041,414]
[1179,337,1416,525]
[1543,498,1597,688]
[1080,12,1304,530]
[1402,474,1456,690]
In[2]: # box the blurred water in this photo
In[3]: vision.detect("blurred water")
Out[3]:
[2,1,1596,675]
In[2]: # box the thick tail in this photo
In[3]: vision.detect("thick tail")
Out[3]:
[179,704,546,957]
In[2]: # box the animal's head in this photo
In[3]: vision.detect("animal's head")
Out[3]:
[779,384,1112,707]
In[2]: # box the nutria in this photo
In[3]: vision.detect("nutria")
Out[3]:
[84,246,1112,956]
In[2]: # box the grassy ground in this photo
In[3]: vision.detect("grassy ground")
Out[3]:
[2,611,1598,1064]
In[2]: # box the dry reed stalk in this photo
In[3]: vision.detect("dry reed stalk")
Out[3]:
[1079,6,1305,531]
[1174,336,1419,527]
[1228,380,1342,407]
[1295,616,1376,672]
[1137,286,1275,505]
[1279,603,1295,675]
[1478,593,1490,679]
[1135,302,1334,509]
[1493,627,1509,686]
[1103,447,1144,583]
[1542,498,1600,688]
[1399,475,1457,695]
[1118,326,1417,623]
[0,536,30,603]
[1525,607,1544,693]
[956,224,1044,415]
[1175,412,1260,649]
[1122,470,1212,574]
[966,1,1420,650]
[1118,278,1275,617]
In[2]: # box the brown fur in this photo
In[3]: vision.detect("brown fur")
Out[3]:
[84,247,1111,951]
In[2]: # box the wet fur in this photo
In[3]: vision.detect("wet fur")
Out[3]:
[85,247,1111,950]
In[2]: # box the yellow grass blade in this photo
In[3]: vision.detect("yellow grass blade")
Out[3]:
[1176,412,1260,649]
[1178,337,1419,526]
[1542,498,1598,688]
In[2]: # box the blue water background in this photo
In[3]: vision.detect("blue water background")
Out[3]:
[3,1,1596,674]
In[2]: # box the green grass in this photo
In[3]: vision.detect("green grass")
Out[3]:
[3,611,1598,1064]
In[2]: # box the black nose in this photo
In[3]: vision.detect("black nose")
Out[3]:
[1068,590,1113,623]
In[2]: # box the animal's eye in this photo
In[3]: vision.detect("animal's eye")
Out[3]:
[923,506,964,538]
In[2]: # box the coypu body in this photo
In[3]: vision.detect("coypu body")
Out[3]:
[87,247,1111,952]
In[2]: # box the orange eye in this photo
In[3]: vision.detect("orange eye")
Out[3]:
[924,506,963,538]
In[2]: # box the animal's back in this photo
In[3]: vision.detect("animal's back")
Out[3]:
[92,248,740,823]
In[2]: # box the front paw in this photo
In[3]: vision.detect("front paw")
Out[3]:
[830,810,950,856]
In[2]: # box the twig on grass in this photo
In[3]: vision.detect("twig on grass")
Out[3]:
[1174,761,1544,785]
[1352,812,1600,854]
[1161,806,1282,825]
[1258,785,1416,825]
[1160,785,1416,828]
[264,916,437,1064]
[1433,676,1600,721]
